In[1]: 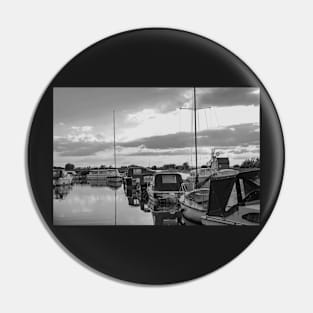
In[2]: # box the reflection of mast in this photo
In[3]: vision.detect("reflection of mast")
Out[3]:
[193,88,198,186]
[113,110,117,169]
[114,189,117,226]
[113,111,117,226]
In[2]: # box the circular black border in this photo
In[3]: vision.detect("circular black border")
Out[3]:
[27,28,285,284]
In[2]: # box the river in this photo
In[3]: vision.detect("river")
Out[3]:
[53,183,154,225]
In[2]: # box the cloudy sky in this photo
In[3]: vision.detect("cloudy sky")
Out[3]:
[54,87,260,167]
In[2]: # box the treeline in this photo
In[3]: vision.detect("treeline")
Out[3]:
[54,162,191,171]
[55,158,260,172]
[236,157,260,168]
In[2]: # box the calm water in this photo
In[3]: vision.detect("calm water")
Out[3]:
[53,183,153,225]
[53,177,242,226]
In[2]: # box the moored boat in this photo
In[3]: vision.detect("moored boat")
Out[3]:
[180,172,238,224]
[201,203,260,226]
[146,171,184,225]
[106,168,123,183]
[87,169,111,181]
[179,188,210,224]
[200,168,260,226]
[186,149,238,188]
[123,166,154,198]
[53,169,73,186]
[147,172,184,209]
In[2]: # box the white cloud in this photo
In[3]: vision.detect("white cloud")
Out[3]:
[71,125,93,132]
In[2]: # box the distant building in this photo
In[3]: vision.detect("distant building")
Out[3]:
[217,158,229,169]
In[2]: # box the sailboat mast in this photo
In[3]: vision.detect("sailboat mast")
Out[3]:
[113,110,117,169]
[193,87,199,186]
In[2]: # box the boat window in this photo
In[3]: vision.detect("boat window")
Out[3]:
[161,175,177,184]
[239,178,245,199]
[133,168,142,175]
[225,185,237,212]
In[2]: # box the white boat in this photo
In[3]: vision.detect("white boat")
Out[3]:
[106,168,123,183]
[53,169,73,186]
[180,172,238,224]
[86,169,112,181]
[201,203,260,226]
[87,168,122,182]
[186,149,238,188]
[179,188,209,223]
[180,169,260,225]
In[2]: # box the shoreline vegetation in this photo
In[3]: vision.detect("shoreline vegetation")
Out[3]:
[53,157,260,172]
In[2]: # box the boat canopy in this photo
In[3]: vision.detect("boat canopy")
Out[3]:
[127,166,154,178]
[207,175,237,216]
[237,168,260,179]
[206,169,260,216]
[154,173,183,191]
[236,168,260,203]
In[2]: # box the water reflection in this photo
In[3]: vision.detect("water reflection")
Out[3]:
[53,181,245,226]
[53,185,72,200]
[53,182,153,225]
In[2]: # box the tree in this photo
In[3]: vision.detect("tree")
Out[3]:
[240,158,260,168]
[65,163,75,171]
[182,162,190,170]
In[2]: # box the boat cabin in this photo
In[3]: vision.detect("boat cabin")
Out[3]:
[151,172,183,192]
[126,166,154,178]
[198,170,260,225]
[148,172,184,212]
[125,166,154,185]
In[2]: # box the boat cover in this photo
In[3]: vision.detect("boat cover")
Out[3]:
[127,167,154,179]
[236,168,260,201]
[154,174,183,191]
[207,175,237,216]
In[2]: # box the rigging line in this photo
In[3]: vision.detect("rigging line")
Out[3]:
[114,189,117,226]
[197,105,200,132]
[193,87,199,186]
[113,110,117,169]
[197,105,201,166]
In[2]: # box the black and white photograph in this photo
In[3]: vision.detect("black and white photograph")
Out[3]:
[5,0,313,310]
[53,87,260,225]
